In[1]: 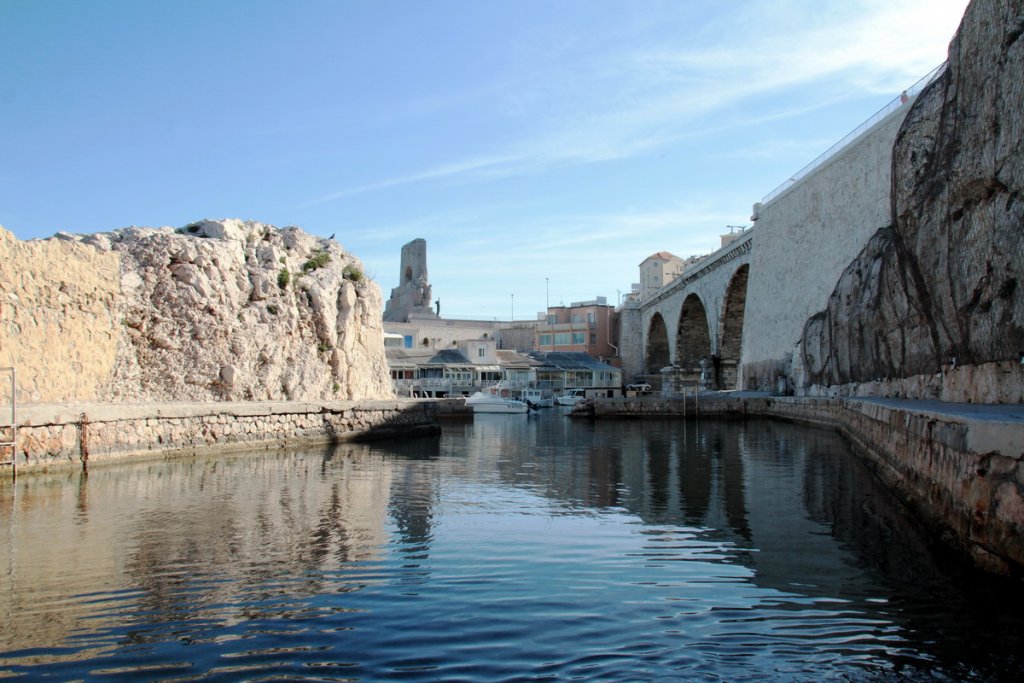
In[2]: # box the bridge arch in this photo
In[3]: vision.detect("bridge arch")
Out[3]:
[718,264,749,389]
[646,313,670,372]
[676,293,711,370]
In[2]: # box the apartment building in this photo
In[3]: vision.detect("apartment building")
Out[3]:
[534,297,617,360]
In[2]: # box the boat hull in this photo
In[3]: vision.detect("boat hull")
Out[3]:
[466,392,530,414]
[471,402,529,414]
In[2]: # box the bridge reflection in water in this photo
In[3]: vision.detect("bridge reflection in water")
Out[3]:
[1,413,1022,681]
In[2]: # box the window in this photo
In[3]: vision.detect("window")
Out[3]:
[539,334,553,346]
[554,332,571,346]
[478,348,486,358]
[403,335,413,348]
[445,368,472,383]
[587,312,595,324]
[590,334,597,344]
[571,332,585,344]
[547,314,557,324]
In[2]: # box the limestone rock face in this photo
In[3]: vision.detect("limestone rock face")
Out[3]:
[801,0,1024,387]
[0,225,123,402]
[105,219,394,402]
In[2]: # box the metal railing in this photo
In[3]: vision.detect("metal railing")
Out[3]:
[760,62,947,206]
[0,367,15,475]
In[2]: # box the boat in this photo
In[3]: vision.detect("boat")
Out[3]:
[519,387,553,408]
[555,388,586,406]
[465,391,530,414]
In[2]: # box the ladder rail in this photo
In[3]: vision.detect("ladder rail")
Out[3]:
[0,367,15,474]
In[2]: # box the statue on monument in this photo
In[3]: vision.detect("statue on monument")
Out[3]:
[383,238,439,322]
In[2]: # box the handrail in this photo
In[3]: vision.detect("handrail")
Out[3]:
[0,367,15,475]
[760,62,947,206]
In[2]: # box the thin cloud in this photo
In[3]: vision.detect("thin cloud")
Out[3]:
[299,1,967,209]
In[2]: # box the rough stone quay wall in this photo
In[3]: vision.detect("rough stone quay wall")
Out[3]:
[740,105,912,385]
[765,397,1024,577]
[0,226,123,402]
[13,400,439,471]
[799,0,1024,401]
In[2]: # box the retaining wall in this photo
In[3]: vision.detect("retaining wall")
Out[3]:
[4,399,445,472]
[740,102,912,373]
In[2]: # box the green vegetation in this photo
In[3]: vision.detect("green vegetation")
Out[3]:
[277,268,290,289]
[332,381,341,394]
[302,251,331,273]
[279,256,286,264]
[267,304,279,315]
[318,342,332,353]
[342,264,363,282]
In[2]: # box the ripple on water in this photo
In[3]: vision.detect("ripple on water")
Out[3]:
[2,418,1023,681]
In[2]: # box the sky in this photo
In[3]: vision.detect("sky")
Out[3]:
[0,0,970,320]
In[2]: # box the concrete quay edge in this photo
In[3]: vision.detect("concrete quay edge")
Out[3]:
[10,399,439,427]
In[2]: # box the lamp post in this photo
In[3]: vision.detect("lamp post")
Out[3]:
[546,277,549,312]
[511,293,514,322]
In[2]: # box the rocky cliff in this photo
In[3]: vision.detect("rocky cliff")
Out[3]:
[0,219,394,403]
[800,0,1023,395]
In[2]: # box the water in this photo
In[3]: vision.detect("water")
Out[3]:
[1,413,1022,681]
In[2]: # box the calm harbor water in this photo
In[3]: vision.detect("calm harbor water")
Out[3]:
[1,412,1022,681]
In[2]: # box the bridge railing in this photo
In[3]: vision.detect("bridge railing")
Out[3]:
[760,63,947,206]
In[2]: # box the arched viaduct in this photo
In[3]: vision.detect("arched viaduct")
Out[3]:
[620,83,917,394]
[637,231,753,392]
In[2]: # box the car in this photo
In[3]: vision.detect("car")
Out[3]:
[626,383,651,392]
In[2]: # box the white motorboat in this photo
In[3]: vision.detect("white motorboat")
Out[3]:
[519,387,553,408]
[555,388,586,406]
[465,391,529,414]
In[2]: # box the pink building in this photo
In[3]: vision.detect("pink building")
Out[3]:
[535,297,617,362]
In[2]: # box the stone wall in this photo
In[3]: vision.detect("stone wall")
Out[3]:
[798,0,1023,398]
[617,302,644,383]
[801,360,1024,403]
[0,226,122,402]
[741,104,911,369]
[765,397,1024,577]
[11,399,440,471]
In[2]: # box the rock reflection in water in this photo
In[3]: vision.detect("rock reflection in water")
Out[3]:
[0,416,1022,680]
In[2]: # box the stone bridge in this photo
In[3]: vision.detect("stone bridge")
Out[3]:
[633,231,753,392]
[620,82,925,394]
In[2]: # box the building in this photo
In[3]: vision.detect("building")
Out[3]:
[534,298,617,361]
[638,252,685,301]
[385,342,622,398]
[529,352,622,396]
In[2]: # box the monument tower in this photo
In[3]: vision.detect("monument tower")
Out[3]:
[383,238,438,322]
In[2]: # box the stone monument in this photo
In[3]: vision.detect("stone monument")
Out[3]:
[383,238,438,322]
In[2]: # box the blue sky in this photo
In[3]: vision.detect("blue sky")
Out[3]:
[1,0,969,320]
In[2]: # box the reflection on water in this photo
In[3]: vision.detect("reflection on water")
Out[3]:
[1,414,1022,681]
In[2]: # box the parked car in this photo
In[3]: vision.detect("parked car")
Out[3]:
[626,383,651,392]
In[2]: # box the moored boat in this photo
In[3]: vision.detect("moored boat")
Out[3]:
[519,387,553,408]
[555,388,586,406]
[465,391,529,414]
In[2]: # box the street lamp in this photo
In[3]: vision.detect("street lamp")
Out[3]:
[511,293,515,321]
